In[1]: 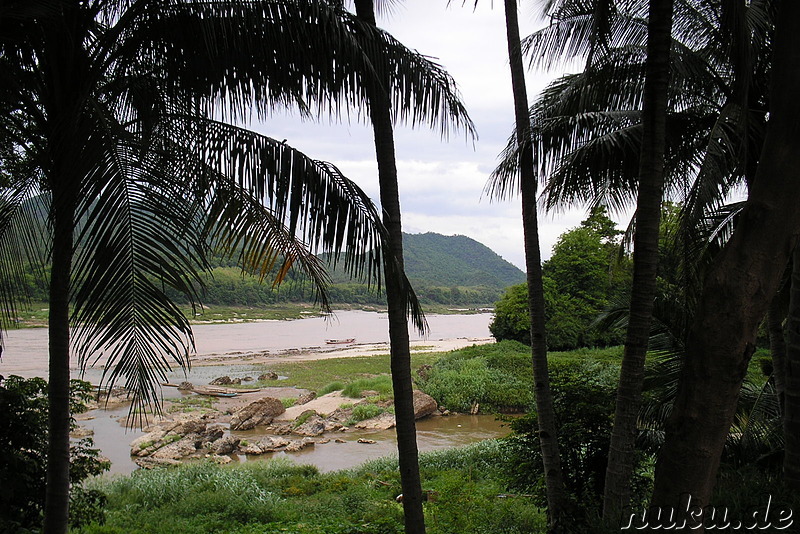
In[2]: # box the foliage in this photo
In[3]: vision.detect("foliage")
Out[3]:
[0,375,109,532]
[347,403,388,425]
[416,341,534,413]
[81,447,546,534]
[489,208,629,350]
[341,376,394,399]
[501,359,652,518]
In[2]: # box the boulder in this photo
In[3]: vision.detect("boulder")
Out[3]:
[211,435,240,455]
[293,414,326,437]
[285,438,315,452]
[209,376,233,385]
[258,371,278,381]
[134,457,182,469]
[229,397,285,430]
[413,390,438,419]
[151,436,199,460]
[354,411,396,430]
[296,391,317,405]
[177,381,194,391]
[240,435,290,455]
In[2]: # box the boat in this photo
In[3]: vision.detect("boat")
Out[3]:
[325,338,355,345]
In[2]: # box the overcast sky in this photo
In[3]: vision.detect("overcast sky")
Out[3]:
[252,1,599,270]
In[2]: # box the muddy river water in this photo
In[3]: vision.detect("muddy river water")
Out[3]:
[1,311,511,474]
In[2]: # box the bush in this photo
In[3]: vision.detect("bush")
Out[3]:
[416,341,533,413]
[0,375,109,532]
[341,376,393,399]
[347,403,386,425]
[501,359,651,518]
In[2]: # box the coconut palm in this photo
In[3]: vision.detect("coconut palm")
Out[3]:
[489,0,776,517]
[0,1,472,531]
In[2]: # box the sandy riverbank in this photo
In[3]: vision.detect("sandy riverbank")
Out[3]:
[189,336,495,367]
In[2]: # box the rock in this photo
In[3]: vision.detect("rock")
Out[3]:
[357,438,377,444]
[177,381,194,391]
[210,455,232,464]
[285,438,315,452]
[240,436,290,455]
[293,414,326,437]
[296,391,317,405]
[258,372,278,381]
[413,390,438,420]
[134,457,182,469]
[151,436,199,460]
[210,376,233,385]
[231,378,242,385]
[334,438,346,443]
[242,376,254,382]
[323,420,344,432]
[229,397,285,430]
[317,438,331,444]
[211,435,240,455]
[361,390,380,398]
[470,402,480,415]
[70,426,93,439]
[354,412,396,430]
[270,422,293,435]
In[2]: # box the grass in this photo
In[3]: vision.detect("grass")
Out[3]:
[167,395,214,413]
[280,397,297,409]
[79,442,547,534]
[346,403,387,425]
[264,352,441,392]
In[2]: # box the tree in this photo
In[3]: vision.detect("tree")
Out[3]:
[0,2,467,531]
[347,3,474,531]
[500,0,569,527]
[602,0,674,521]
[651,0,800,512]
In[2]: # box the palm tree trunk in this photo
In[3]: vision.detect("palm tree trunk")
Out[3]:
[43,191,75,534]
[602,0,673,523]
[503,0,568,527]
[768,285,788,412]
[651,0,800,514]
[784,247,800,489]
[353,2,425,532]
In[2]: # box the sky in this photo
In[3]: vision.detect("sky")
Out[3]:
[252,1,598,270]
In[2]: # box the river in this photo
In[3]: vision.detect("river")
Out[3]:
[1,311,510,474]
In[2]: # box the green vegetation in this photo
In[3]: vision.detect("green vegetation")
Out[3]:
[280,397,298,409]
[167,396,214,414]
[341,376,394,399]
[266,353,441,392]
[347,403,389,425]
[489,207,629,351]
[0,376,109,532]
[79,444,546,534]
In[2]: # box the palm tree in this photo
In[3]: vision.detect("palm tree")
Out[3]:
[489,0,774,517]
[601,0,673,522]
[347,3,474,531]
[501,0,570,528]
[0,2,468,531]
[651,0,800,510]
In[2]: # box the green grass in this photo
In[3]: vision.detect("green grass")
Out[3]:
[346,403,387,425]
[79,442,547,534]
[265,352,441,392]
[280,397,297,409]
[167,395,214,413]
[341,376,394,399]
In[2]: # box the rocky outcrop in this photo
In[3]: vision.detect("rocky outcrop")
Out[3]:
[258,371,278,381]
[293,414,326,436]
[130,414,222,460]
[240,436,291,455]
[229,397,285,430]
[285,438,315,452]
[354,412,396,430]
[413,390,438,419]
[211,435,240,455]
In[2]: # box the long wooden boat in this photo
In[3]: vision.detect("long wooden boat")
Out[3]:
[325,338,355,345]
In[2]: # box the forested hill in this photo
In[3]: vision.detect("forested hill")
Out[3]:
[401,232,524,289]
[322,232,524,306]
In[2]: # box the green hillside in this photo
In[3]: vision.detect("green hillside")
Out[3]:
[401,232,524,289]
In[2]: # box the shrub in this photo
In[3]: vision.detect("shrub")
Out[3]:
[416,341,533,412]
[0,375,109,532]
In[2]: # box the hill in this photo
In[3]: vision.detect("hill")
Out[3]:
[401,232,524,289]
